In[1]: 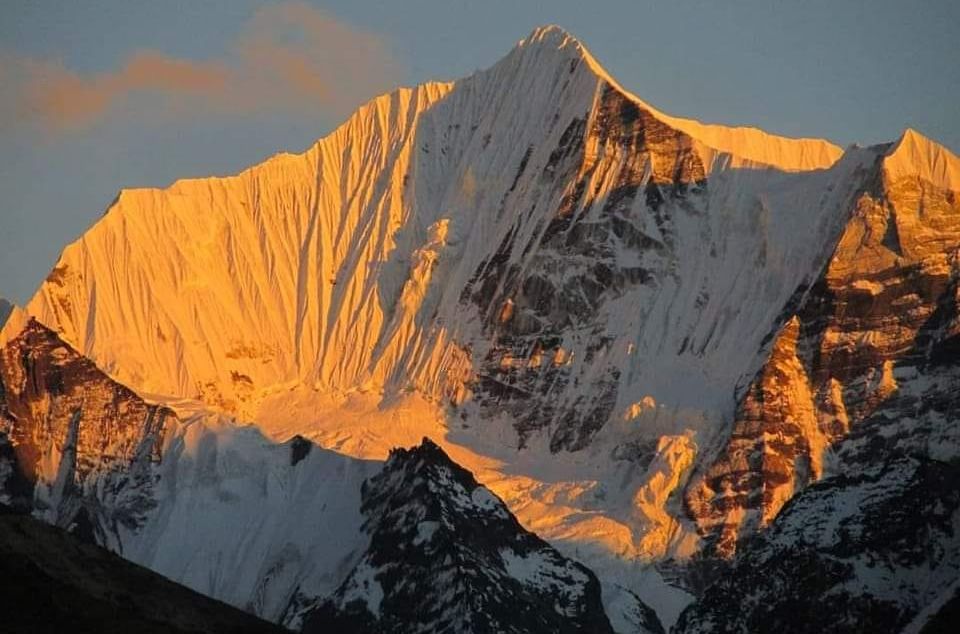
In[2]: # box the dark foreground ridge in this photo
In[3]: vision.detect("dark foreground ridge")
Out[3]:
[0,504,285,634]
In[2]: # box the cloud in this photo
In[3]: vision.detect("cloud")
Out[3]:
[2,3,404,135]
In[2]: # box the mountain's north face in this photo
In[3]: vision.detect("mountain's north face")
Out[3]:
[2,24,960,633]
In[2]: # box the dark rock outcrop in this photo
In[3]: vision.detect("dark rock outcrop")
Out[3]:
[301,438,621,634]
[462,84,707,452]
[0,319,170,542]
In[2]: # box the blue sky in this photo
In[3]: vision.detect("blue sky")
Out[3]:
[1,0,958,303]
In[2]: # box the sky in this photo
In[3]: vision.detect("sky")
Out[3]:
[1,0,958,304]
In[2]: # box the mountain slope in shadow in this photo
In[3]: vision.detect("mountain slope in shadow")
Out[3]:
[0,504,285,634]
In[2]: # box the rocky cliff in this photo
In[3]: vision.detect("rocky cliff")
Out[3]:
[686,130,960,559]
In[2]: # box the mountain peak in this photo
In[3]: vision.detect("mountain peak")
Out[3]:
[884,127,960,191]
[510,25,842,172]
[517,24,586,55]
[522,24,581,47]
[0,299,26,346]
[506,24,591,72]
[512,24,610,84]
[307,435,619,634]
[384,436,451,470]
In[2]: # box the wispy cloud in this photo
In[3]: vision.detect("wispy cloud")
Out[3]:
[2,2,404,135]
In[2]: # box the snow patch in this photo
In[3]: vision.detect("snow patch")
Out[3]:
[339,561,384,616]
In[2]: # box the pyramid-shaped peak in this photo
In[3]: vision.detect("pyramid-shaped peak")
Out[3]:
[509,24,597,67]
[0,298,27,345]
[893,127,951,155]
[520,24,583,48]
[885,127,960,191]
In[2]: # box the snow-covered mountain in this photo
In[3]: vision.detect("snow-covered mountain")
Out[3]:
[2,24,960,633]
[23,25,852,444]
[13,22,871,578]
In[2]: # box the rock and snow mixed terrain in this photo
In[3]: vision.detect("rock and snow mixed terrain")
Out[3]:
[2,24,959,633]
[0,320,647,632]
[0,320,380,622]
[300,439,625,633]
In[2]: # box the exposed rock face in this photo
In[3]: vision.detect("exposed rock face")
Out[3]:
[0,318,170,543]
[684,357,960,630]
[686,137,960,558]
[461,84,709,451]
[301,438,628,634]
